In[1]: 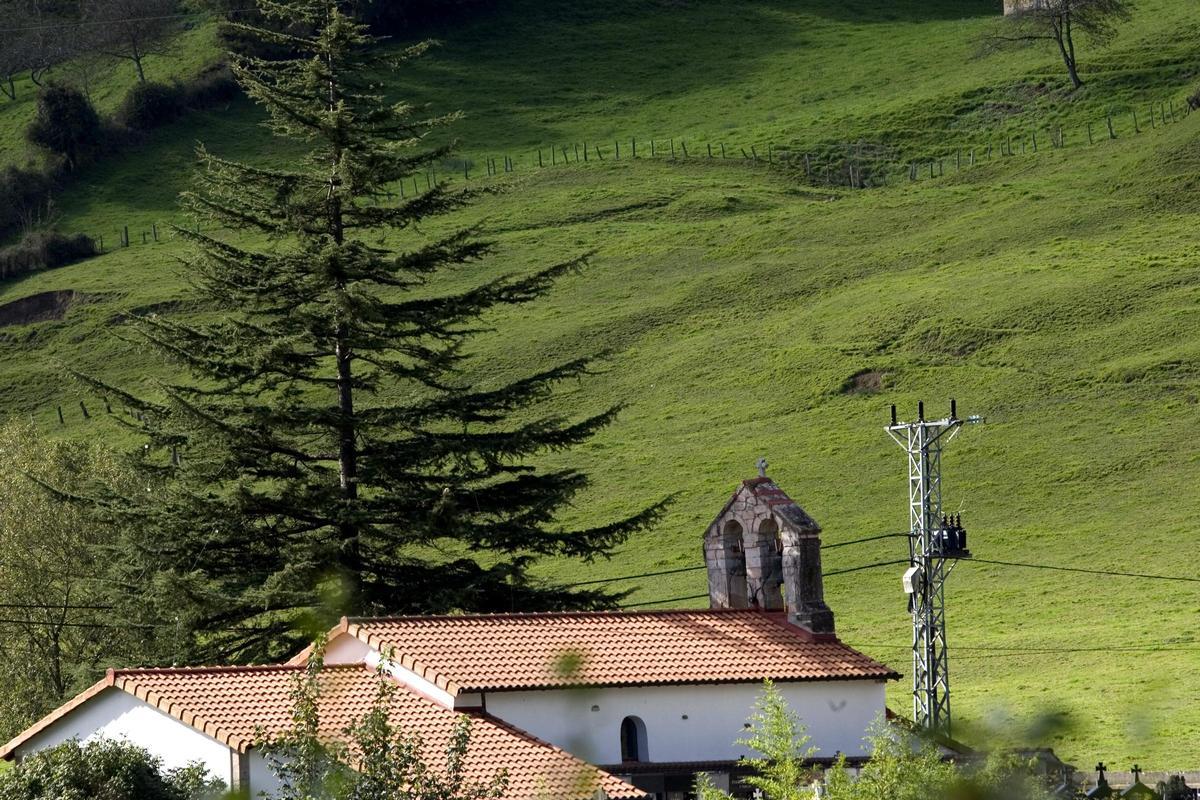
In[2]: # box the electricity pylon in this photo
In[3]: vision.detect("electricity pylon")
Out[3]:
[886,400,982,736]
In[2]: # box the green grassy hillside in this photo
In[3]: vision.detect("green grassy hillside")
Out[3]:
[3,0,1200,766]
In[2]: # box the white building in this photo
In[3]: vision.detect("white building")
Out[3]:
[0,473,899,800]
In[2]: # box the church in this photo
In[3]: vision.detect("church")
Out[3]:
[1,471,899,800]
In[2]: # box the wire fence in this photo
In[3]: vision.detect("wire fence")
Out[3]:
[65,90,1195,257]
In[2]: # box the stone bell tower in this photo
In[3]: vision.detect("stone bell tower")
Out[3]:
[703,461,835,635]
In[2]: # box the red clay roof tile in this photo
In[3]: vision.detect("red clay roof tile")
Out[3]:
[1,664,642,800]
[337,609,898,694]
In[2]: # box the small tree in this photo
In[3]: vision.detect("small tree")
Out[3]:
[0,739,224,800]
[263,654,507,800]
[0,420,138,744]
[701,684,1055,800]
[25,83,102,169]
[981,0,1135,90]
[83,0,180,83]
[83,0,666,664]
[695,680,816,800]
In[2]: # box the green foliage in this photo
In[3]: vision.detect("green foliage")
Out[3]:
[115,81,184,130]
[5,0,1200,765]
[25,84,102,169]
[82,0,666,663]
[262,650,506,800]
[702,685,1055,800]
[0,165,56,240]
[0,229,95,279]
[0,420,137,743]
[0,739,225,800]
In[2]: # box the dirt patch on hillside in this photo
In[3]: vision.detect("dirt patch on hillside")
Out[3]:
[0,290,80,328]
[841,368,885,395]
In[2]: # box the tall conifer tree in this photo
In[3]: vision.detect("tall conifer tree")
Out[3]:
[86,0,664,662]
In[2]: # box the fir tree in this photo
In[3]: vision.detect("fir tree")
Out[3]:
[83,0,665,662]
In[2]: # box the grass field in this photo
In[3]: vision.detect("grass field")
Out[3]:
[2,0,1200,766]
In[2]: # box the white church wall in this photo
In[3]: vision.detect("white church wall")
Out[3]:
[13,688,232,787]
[323,633,371,665]
[249,748,285,797]
[484,679,886,767]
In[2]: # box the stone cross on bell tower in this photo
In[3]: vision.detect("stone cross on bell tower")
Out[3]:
[702,463,836,635]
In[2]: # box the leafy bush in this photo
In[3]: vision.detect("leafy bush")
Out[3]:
[115,67,239,132]
[178,64,239,109]
[696,682,1055,800]
[0,739,224,800]
[115,81,184,130]
[0,230,95,280]
[0,166,56,240]
[25,84,103,170]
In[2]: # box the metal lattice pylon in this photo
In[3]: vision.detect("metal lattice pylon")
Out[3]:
[886,401,981,736]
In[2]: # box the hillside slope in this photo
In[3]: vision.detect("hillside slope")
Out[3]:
[2,0,1200,764]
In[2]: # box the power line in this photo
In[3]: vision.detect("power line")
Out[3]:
[564,565,704,588]
[821,532,909,550]
[0,603,113,610]
[0,9,257,35]
[853,641,1200,654]
[617,593,708,609]
[562,533,910,589]
[969,557,1200,584]
[825,559,911,577]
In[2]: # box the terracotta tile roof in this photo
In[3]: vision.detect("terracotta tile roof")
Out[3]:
[330,609,898,695]
[0,665,642,800]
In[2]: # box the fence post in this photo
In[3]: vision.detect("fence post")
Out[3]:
[969,148,975,166]
[707,143,712,158]
[1170,100,1177,123]
[538,149,543,168]
[79,401,89,419]
[805,153,812,176]
[123,226,129,247]
[615,141,620,160]
[1087,121,1094,145]
[651,140,656,157]
[768,144,773,163]
[751,145,758,162]
[562,145,570,162]
[632,138,637,158]
[1107,115,1116,139]
[583,142,589,162]
[104,397,112,414]
[1133,110,1141,133]
[1032,131,1038,152]
[987,144,992,161]
[574,143,580,161]
[152,223,158,242]
[142,231,147,244]
[57,406,64,425]
[720,143,726,159]
[596,144,604,160]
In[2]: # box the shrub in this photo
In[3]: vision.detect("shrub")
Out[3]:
[115,81,184,131]
[25,84,102,170]
[0,166,56,239]
[0,230,96,280]
[1189,86,1200,111]
[0,739,224,800]
[178,64,240,108]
